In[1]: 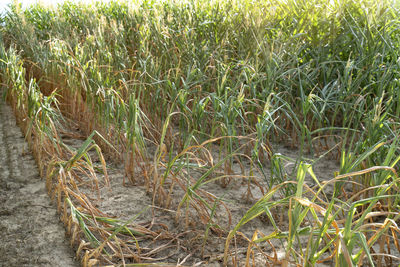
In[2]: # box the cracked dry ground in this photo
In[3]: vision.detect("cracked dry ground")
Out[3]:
[0,99,78,267]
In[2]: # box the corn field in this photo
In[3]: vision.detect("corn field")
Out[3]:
[1,0,400,266]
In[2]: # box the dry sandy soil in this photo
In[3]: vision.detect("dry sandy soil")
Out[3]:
[0,97,78,267]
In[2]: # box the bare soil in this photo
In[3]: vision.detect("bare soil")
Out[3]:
[0,98,78,267]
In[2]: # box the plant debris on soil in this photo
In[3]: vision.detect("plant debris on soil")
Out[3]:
[1,0,400,266]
